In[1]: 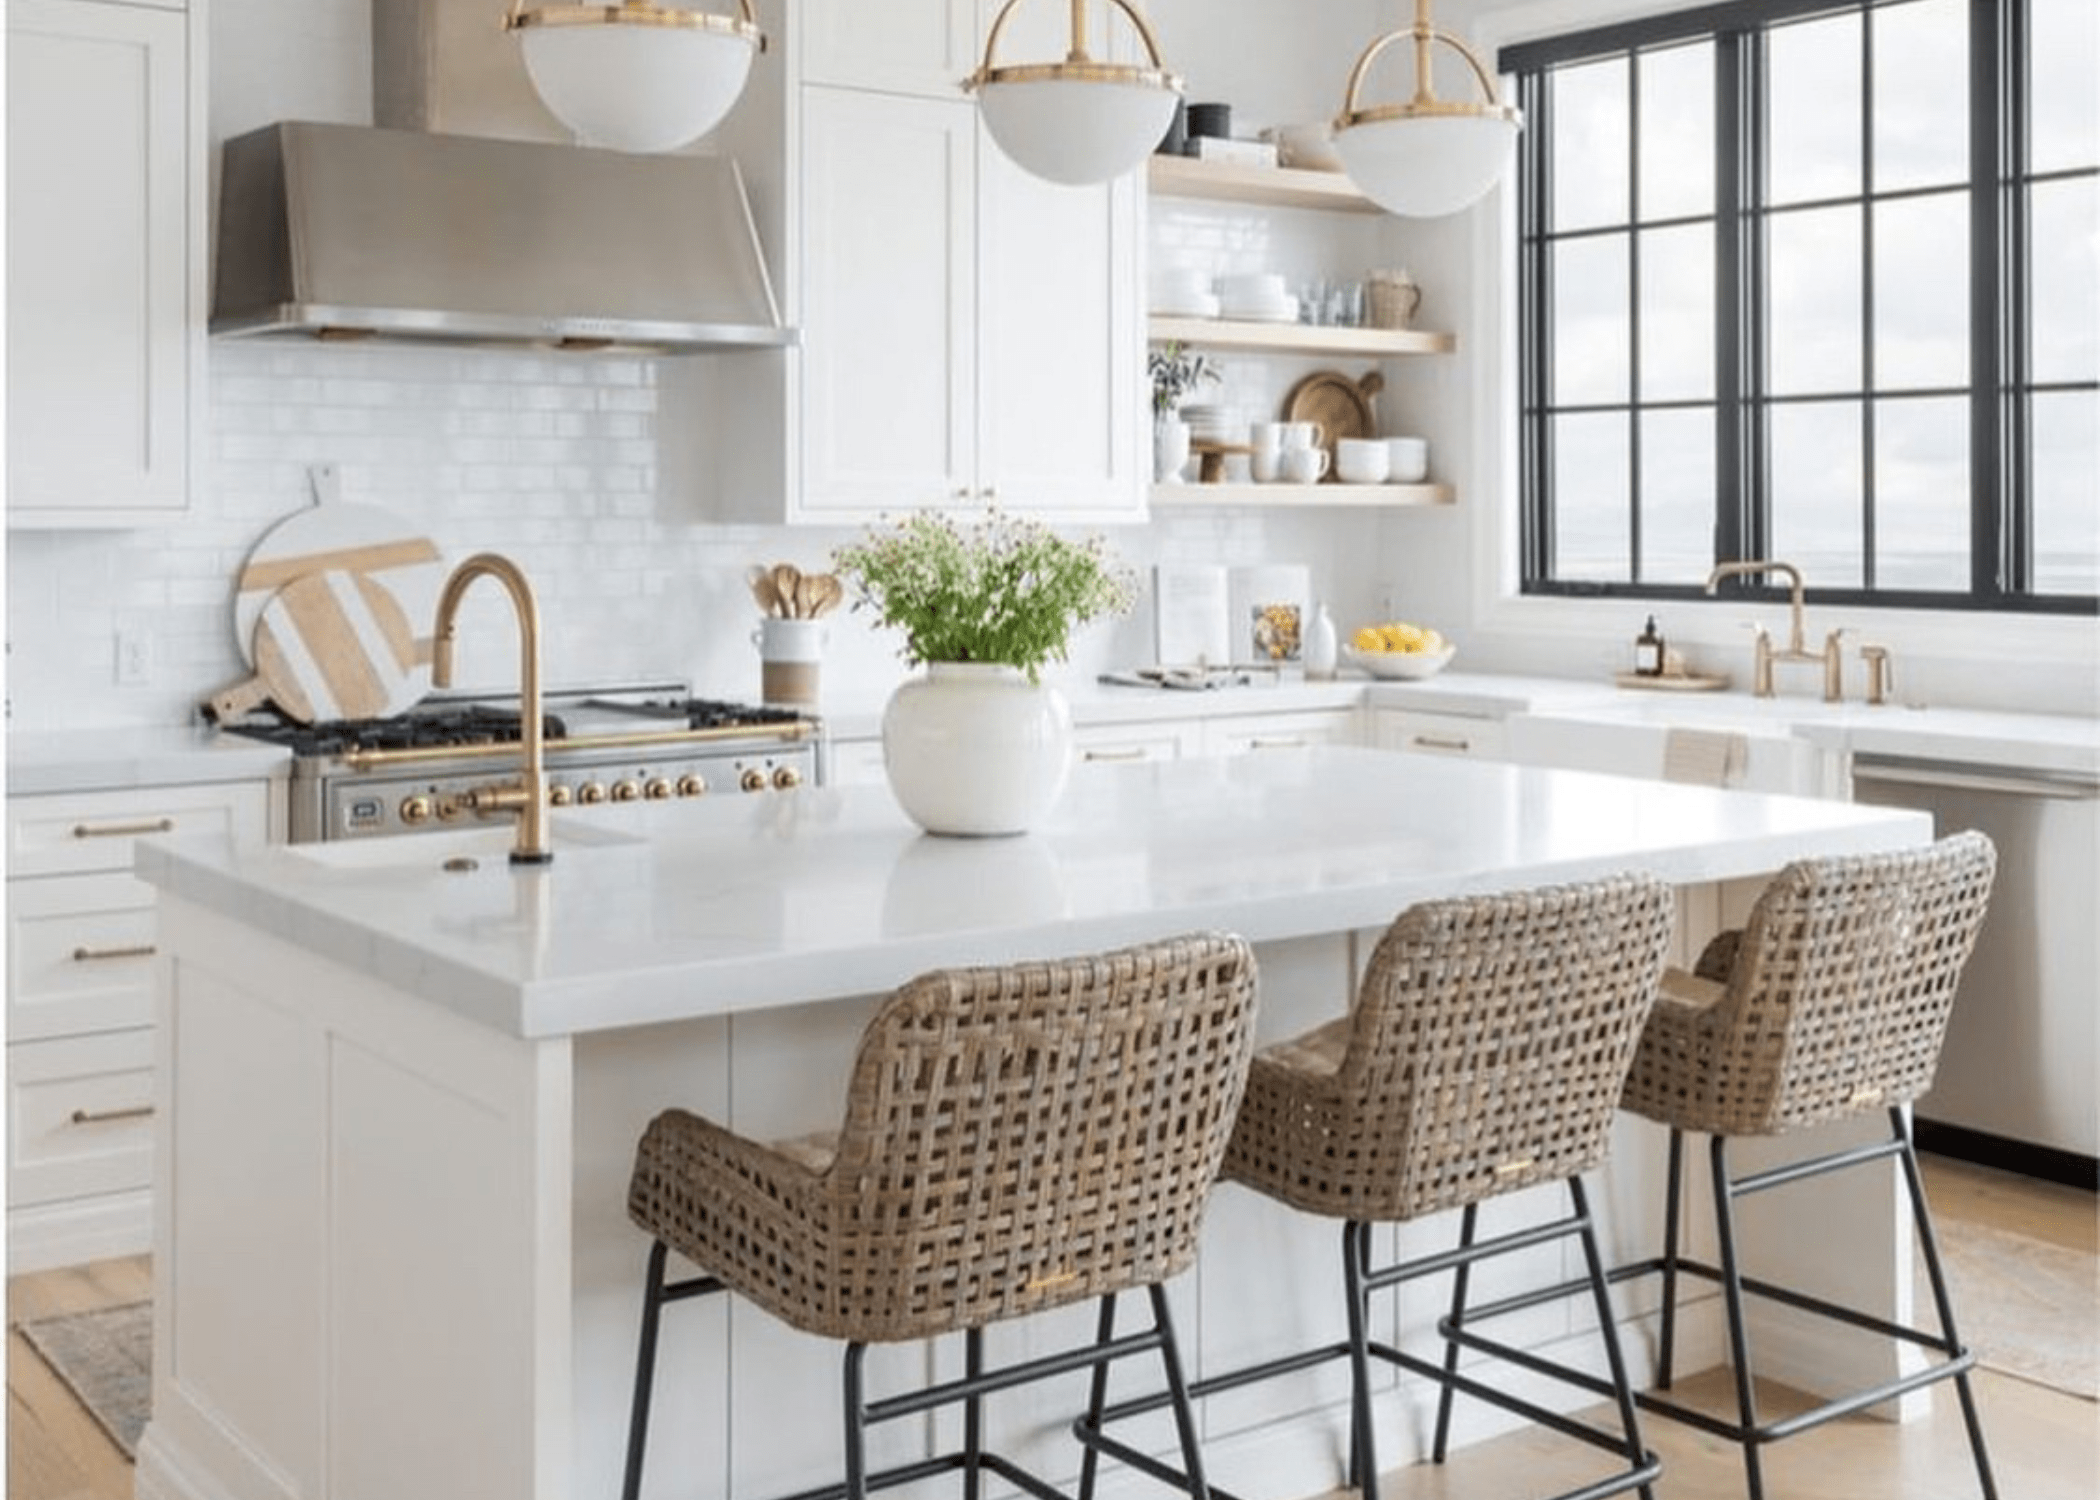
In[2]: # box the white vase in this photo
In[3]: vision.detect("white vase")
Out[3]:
[882,663,1074,837]
[1154,416,1191,483]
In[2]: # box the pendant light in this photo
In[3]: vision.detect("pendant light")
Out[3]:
[1333,0,1523,218]
[504,1,765,155]
[966,0,1183,186]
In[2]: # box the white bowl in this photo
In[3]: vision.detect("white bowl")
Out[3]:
[1217,272,1287,302]
[1345,644,1456,680]
[1386,436,1429,483]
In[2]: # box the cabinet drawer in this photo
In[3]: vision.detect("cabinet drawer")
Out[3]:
[1203,710,1356,758]
[7,872,157,1041]
[7,1029,157,1208]
[1074,722,1196,765]
[1373,709,1508,760]
[8,781,269,877]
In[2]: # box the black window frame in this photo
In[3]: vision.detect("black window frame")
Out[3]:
[1502,0,2099,616]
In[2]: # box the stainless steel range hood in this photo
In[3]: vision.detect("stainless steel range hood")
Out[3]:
[211,121,790,353]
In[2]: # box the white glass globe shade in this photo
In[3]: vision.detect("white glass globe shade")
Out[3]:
[978,75,1180,186]
[520,23,757,153]
[1334,111,1520,218]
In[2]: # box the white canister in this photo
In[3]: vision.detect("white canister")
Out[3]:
[751,617,828,706]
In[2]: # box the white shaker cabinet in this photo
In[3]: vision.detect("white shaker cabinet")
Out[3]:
[6,0,203,528]
[791,0,1145,522]
[1370,707,1510,760]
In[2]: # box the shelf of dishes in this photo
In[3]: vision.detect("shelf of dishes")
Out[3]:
[1147,155,1379,214]
[1148,316,1456,356]
[1149,482,1455,509]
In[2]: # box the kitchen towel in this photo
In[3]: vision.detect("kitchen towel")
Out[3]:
[1663,727,1747,787]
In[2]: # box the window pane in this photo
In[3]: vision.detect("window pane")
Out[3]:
[1640,224,1715,401]
[1768,206,1863,394]
[1874,397,1970,590]
[1552,57,1630,231]
[1639,408,1717,584]
[1873,191,1969,390]
[1637,42,1713,220]
[1768,12,1861,204]
[1552,234,1631,405]
[1770,401,1864,586]
[2030,176,2100,385]
[1552,412,1632,581]
[2033,392,2100,595]
[2030,0,2100,176]
[1872,0,1968,193]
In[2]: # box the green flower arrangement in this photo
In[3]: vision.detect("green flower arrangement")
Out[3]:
[833,511,1137,681]
[1148,341,1220,417]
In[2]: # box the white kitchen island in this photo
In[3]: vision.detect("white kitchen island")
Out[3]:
[133,746,1934,1500]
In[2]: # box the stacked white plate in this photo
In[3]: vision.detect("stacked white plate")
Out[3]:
[1152,291,1222,318]
[1217,271,1299,323]
[1151,268,1220,319]
[1177,404,1237,443]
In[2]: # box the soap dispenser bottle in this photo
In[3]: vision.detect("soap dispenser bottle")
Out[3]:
[1635,615,1666,677]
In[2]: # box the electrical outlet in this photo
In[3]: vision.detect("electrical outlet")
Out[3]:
[116,631,153,686]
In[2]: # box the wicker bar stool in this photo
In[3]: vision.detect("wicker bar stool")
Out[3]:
[1453,832,1999,1500]
[1078,874,1676,1500]
[620,932,1259,1500]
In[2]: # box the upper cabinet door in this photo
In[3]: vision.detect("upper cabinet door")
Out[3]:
[797,85,979,517]
[7,0,196,528]
[799,0,980,96]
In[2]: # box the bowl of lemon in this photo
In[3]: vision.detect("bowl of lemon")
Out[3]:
[1345,622,1456,680]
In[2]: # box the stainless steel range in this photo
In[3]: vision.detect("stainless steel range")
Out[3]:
[225,682,824,843]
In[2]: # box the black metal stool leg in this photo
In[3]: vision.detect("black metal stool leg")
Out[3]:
[1076,1294,1119,1500]
[963,1325,986,1500]
[842,1342,871,1500]
[622,1239,671,1500]
[1570,1176,1656,1500]
[1342,1220,1381,1500]
[1657,1126,1685,1390]
[1149,1282,1214,1500]
[1431,1203,1481,1463]
[1892,1109,1999,1500]
[1708,1135,1767,1500]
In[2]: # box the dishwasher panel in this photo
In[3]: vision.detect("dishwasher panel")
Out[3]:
[1851,756,2099,1164]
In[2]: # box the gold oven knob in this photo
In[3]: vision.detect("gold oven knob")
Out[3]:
[675,773,707,798]
[578,781,608,805]
[548,784,574,807]
[400,795,434,825]
[644,777,673,801]
[771,765,802,790]
[739,767,768,793]
[434,795,465,823]
[612,779,641,803]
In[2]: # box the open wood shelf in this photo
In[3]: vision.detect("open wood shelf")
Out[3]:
[1148,316,1456,356]
[1149,481,1455,509]
[1147,155,1380,214]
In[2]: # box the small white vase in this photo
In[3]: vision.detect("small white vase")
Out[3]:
[882,663,1074,837]
[1154,416,1192,483]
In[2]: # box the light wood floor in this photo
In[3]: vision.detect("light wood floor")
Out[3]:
[8,1157,2094,1500]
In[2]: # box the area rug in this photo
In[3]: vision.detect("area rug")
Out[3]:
[17,1300,152,1459]
[1927,1217,2099,1401]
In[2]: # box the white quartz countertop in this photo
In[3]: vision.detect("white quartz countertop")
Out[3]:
[6,725,292,796]
[138,745,1931,1042]
[818,676,1368,740]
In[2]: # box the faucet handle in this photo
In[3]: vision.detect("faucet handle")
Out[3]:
[1859,643,1894,707]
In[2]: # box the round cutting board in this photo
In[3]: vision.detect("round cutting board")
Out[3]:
[250,569,427,724]
[232,500,445,669]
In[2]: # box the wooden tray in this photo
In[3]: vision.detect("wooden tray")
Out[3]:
[1613,670,1731,692]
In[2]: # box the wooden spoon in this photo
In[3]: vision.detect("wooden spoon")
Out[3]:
[807,574,845,618]
[747,563,783,617]
[771,563,803,618]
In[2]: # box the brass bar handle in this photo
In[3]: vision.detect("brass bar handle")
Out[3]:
[1247,736,1309,750]
[71,944,157,963]
[69,1104,155,1126]
[1081,747,1149,762]
[1411,735,1471,753]
[72,818,175,840]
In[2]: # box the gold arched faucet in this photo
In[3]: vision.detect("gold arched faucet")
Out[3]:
[1703,560,1845,702]
[432,554,551,864]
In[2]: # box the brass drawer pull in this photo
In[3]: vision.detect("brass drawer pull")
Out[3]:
[72,943,157,963]
[69,1104,155,1126]
[1248,736,1308,750]
[1082,747,1148,762]
[1411,735,1471,753]
[71,817,175,840]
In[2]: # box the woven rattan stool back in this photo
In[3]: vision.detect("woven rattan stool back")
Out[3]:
[1226,874,1675,1223]
[1622,831,1996,1137]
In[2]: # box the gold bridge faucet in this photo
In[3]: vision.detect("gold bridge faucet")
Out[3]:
[1703,560,1845,702]
[432,553,551,864]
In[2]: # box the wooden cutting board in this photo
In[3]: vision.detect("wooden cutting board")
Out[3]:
[208,570,426,724]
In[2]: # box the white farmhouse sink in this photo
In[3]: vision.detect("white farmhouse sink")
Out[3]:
[281,818,646,871]
[1505,693,1841,795]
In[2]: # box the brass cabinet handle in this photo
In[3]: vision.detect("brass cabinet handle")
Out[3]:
[1248,736,1308,750]
[71,818,175,839]
[69,1104,155,1126]
[1081,747,1149,762]
[71,943,157,963]
[1410,735,1471,753]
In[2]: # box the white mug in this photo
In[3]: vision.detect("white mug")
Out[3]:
[1335,438,1390,484]
[1249,421,1285,482]
[1280,447,1329,483]
[1280,421,1323,451]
